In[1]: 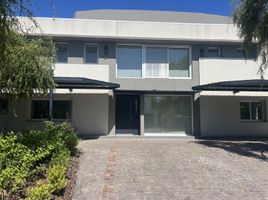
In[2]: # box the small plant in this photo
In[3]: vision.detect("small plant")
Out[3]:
[26,181,51,200]
[0,133,35,192]
[48,149,70,193]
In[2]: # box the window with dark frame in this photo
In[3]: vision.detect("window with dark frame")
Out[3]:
[56,43,68,63]
[31,100,49,119]
[0,99,8,113]
[236,48,245,58]
[31,100,72,120]
[240,101,264,121]
[84,45,98,64]
[207,47,221,57]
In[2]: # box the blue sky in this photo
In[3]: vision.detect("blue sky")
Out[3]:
[31,0,233,18]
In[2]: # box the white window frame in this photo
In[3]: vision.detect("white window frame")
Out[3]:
[115,44,143,79]
[115,44,192,79]
[207,47,221,58]
[240,101,265,122]
[55,42,69,63]
[83,43,99,64]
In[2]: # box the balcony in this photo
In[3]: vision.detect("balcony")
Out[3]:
[198,58,268,96]
[199,58,267,85]
[54,63,110,94]
[54,63,109,81]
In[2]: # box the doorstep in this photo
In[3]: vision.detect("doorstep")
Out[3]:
[98,135,195,140]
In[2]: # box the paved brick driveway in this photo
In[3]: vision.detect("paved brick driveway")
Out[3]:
[73,139,268,200]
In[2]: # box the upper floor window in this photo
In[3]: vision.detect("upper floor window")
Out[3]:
[56,43,68,63]
[207,47,221,58]
[0,99,8,114]
[84,44,98,64]
[240,101,264,121]
[117,45,142,78]
[169,48,190,77]
[116,45,191,78]
[146,47,168,77]
[31,100,72,120]
[145,47,190,78]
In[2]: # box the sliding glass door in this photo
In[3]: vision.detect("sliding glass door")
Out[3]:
[144,95,192,135]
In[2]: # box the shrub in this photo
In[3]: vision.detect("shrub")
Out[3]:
[26,181,51,200]
[0,133,35,192]
[48,148,70,193]
[43,121,78,154]
[0,121,78,195]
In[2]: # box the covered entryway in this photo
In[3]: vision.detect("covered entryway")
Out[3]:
[193,79,268,138]
[116,94,140,135]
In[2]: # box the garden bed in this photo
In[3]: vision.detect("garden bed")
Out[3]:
[54,154,79,200]
[0,122,79,200]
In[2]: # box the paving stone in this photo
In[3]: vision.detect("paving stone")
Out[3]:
[73,139,268,200]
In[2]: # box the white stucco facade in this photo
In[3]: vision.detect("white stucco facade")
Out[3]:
[200,96,268,137]
[19,17,241,42]
[1,11,267,138]
[198,58,268,137]
[0,94,109,136]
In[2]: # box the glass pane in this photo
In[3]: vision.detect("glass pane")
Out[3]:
[85,45,98,63]
[236,48,245,58]
[117,45,142,77]
[240,102,250,120]
[53,101,72,120]
[251,102,263,120]
[146,47,168,77]
[0,99,8,113]
[144,96,192,135]
[169,48,190,77]
[207,48,220,57]
[31,100,49,119]
[56,44,68,63]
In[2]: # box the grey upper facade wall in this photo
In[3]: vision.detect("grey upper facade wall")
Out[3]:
[74,9,232,24]
[54,38,248,92]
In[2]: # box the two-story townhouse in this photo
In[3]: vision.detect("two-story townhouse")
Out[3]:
[1,9,267,138]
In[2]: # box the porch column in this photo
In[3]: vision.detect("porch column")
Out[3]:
[49,88,53,120]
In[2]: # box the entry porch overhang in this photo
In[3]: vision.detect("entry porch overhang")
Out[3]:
[54,77,120,90]
[48,77,120,120]
[192,79,268,92]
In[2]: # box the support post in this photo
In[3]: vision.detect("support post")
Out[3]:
[49,88,53,120]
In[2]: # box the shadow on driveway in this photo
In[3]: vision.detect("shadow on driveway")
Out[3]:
[195,140,268,161]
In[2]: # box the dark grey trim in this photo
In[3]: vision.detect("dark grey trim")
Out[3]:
[54,77,120,89]
[115,90,195,95]
[192,79,268,92]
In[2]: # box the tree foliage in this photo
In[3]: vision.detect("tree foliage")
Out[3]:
[233,0,268,77]
[0,0,56,99]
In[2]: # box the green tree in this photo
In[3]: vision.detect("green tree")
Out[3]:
[233,0,268,77]
[0,0,56,99]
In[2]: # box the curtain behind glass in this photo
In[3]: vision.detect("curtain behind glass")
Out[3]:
[144,95,192,135]
[146,47,168,77]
